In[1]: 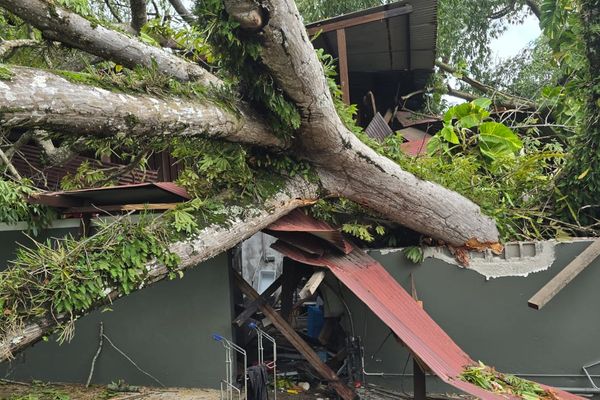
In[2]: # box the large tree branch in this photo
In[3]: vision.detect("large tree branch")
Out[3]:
[436,60,540,110]
[225,0,500,247]
[0,0,220,86]
[524,0,541,19]
[167,0,196,24]
[0,176,319,360]
[128,0,147,33]
[0,147,21,180]
[0,67,286,150]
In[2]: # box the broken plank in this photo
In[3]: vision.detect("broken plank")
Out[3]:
[232,269,356,400]
[299,271,326,299]
[528,239,600,310]
[232,274,283,327]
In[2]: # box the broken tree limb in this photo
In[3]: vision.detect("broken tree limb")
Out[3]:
[0,0,220,86]
[0,67,286,150]
[85,322,104,387]
[232,274,283,327]
[435,60,540,111]
[167,0,197,24]
[128,0,147,34]
[232,269,356,400]
[0,39,40,59]
[528,239,600,310]
[0,177,319,361]
[226,0,500,246]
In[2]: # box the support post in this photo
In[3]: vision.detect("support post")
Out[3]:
[233,275,283,327]
[413,358,426,400]
[336,28,350,105]
[232,269,356,400]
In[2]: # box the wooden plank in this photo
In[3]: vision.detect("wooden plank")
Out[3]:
[64,203,178,214]
[306,5,413,35]
[232,274,283,327]
[528,239,600,310]
[299,271,326,299]
[232,269,356,400]
[336,29,350,105]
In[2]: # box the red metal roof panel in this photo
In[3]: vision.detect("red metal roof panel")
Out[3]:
[268,209,352,254]
[13,144,158,190]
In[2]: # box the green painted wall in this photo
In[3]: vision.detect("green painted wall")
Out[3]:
[0,227,233,389]
[334,241,600,393]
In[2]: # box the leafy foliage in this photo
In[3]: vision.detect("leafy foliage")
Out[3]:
[350,98,572,240]
[0,213,180,341]
[0,179,54,235]
[461,362,550,399]
[194,0,301,138]
[0,63,13,80]
[403,246,425,264]
[540,0,600,226]
[296,0,392,23]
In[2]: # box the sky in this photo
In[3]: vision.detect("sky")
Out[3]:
[443,13,541,105]
[490,14,541,61]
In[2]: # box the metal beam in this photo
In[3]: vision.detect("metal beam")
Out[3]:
[306,5,413,35]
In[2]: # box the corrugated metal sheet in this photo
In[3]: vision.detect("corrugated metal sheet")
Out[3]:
[365,112,394,142]
[307,0,437,73]
[266,214,583,400]
[267,209,352,254]
[12,144,158,190]
[31,182,190,208]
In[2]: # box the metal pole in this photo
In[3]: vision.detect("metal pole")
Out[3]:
[214,334,248,400]
[249,322,277,400]
[413,359,426,400]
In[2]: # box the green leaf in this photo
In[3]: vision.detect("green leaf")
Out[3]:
[577,168,590,180]
[441,125,460,144]
[478,122,522,159]
[471,98,492,110]
[403,246,424,264]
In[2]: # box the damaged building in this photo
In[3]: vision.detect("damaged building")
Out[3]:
[1,1,599,400]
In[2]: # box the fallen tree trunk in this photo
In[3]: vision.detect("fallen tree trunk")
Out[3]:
[0,177,319,361]
[225,0,500,246]
[4,0,501,247]
[0,66,285,149]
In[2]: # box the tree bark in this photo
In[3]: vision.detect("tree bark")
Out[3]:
[524,0,541,20]
[0,39,40,59]
[435,60,540,111]
[167,0,196,24]
[225,0,501,247]
[0,67,286,150]
[0,0,220,86]
[0,177,319,361]
[128,0,147,34]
